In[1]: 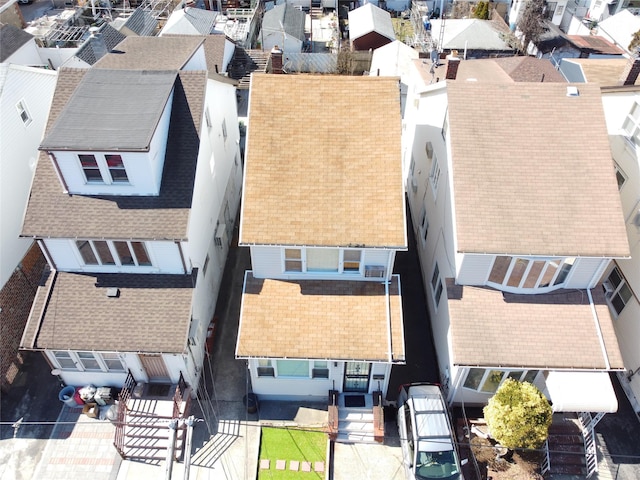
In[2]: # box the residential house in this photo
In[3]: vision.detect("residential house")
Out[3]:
[61,24,127,68]
[19,36,242,393]
[112,7,159,37]
[0,24,40,66]
[160,7,222,36]
[508,0,569,29]
[369,40,419,117]
[404,71,629,419]
[260,3,306,53]
[429,18,516,58]
[597,9,640,54]
[593,63,640,417]
[559,56,640,85]
[236,75,407,408]
[348,3,395,51]
[0,64,57,392]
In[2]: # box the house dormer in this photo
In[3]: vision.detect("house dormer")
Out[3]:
[39,69,177,196]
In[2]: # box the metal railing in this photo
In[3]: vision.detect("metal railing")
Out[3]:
[540,438,551,476]
[113,370,137,458]
[579,412,598,478]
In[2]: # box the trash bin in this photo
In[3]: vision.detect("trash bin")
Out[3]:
[59,386,77,407]
[243,393,258,414]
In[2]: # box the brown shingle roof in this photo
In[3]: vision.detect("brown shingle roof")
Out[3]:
[447,82,629,257]
[236,273,405,362]
[94,36,204,70]
[564,58,639,86]
[21,68,206,239]
[240,75,406,248]
[21,270,194,352]
[161,33,228,78]
[447,280,624,370]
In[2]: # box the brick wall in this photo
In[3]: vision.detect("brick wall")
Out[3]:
[0,243,47,393]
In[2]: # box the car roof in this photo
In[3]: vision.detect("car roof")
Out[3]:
[408,385,455,453]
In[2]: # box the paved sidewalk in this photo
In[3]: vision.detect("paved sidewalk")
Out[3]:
[32,405,120,480]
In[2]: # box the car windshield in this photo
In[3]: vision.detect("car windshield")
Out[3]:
[414,449,461,480]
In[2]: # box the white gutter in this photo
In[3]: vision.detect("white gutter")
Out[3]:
[385,279,393,363]
[587,288,610,370]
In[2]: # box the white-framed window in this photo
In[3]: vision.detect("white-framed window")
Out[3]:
[51,351,125,372]
[614,163,627,190]
[604,266,632,316]
[16,100,32,126]
[622,101,640,146]
[487,256,575,291]
[463,368,539,394]
[431,262,443,306]
[312,361,329,379]
[257,359,275,377]
[276,360,309,377]
[75,240,152,267]
[106,155,129,183]
[78,153,130,185]
[282,248,364,275]
[419,205,429,244]
[429,153,441,196]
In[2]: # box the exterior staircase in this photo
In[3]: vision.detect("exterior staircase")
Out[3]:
[546,417,587,476]
[332,392,384,444]
[228,48,270,89]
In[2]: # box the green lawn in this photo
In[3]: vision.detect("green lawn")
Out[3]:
[258,427,327,479]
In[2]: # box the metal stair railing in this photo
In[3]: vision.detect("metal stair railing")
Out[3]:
[540,438,551,476]
[113,370,137,458]
[578,412,598,478]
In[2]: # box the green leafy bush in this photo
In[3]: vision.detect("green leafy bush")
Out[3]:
[483,378,552,449]
[473,1,490,20]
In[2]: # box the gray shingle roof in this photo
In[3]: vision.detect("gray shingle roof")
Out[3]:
[263,3,306,42]
[75,24,126,66]
[122,8,159,36]
[22,68,206,239]
[21,270,194,352]
[0,24,34,62]
[39,69,177,151]
[182,6,219,34]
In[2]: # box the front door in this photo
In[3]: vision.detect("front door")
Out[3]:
[343,362,370,392]
[139,354,170,383]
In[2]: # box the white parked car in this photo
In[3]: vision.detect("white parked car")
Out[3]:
[397,383,465,480]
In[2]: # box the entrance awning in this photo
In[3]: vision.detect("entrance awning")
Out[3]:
[546,371,618,413]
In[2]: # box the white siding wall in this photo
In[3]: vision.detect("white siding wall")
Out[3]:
[4,40,43,67]
[41,47,79,69]
[455,254,492,285]
[249,246,395,281]
[187,78,242,381]
[0,65,57,289]
[42,238,186,273]
[565,257,610,289]
[183,45,208,70]
[249,360,392,400]
[50,94,173,196]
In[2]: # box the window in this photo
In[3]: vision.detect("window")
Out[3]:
[604,266,632,316]
[106,155,128,183]
[101,353,125,372]
[284,248,303,272]
[312,361,329,378]
[615,163,627,190]
[307,248,339,272]
[205,108,212,129]
[75,240,153,267]
[276,360,309,377]
[203,254,210,276]
[222,119,228,140]
[257,359,274,377]
[441,114,448,140]
[488,256,575,291]
[77,351,101,371]
[16,100,32,126]
[464,368,539,393]
[79,154,103,183]
[429,153,441,195]
[431,263,443,306]
[623,102,640,146]
[53,351,76,370]
[420,206,429,243]
[343,250,361,273]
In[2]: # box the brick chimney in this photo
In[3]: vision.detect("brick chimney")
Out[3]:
[270,46,283,74]
[445,51,460,81]
[619,52,640,86]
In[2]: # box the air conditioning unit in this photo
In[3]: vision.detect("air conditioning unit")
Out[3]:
[214,223,227,248]
[411,177,418,193]
[364,265,386,278]
[603,279,614,296]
